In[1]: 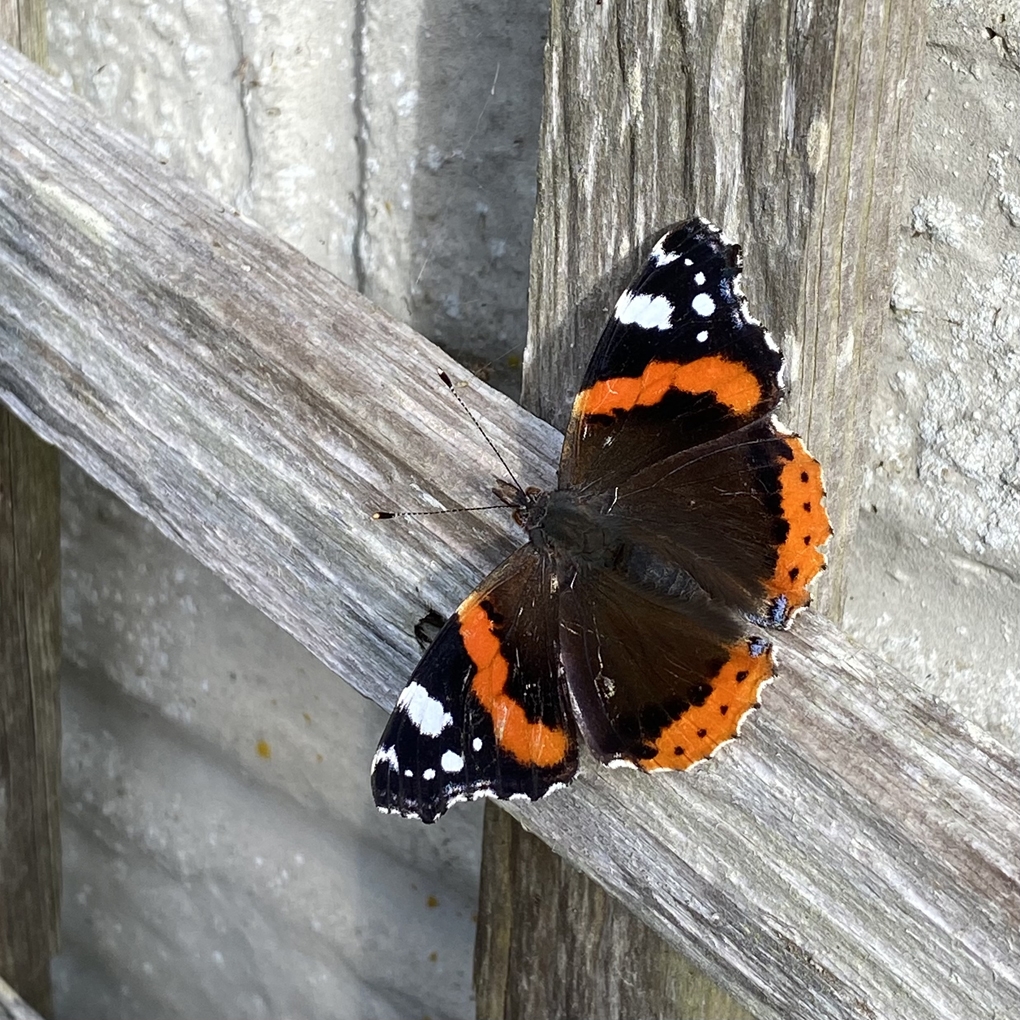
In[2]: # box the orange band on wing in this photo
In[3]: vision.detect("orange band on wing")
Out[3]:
[765,436,832,612]
[643,641,774,771]
[459,598,570,768]
[574,356,762,418]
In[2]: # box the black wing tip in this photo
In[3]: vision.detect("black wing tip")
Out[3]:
[651,216,742,272]
[370,780,499,824]
[374,800,442,824]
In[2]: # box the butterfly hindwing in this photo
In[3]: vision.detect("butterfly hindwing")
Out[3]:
[560,219,784,489]
[558,561,774,770]
[606,417,832,627]
[372,545,578,822]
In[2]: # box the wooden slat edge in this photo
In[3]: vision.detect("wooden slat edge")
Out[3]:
[0,7,59,1018]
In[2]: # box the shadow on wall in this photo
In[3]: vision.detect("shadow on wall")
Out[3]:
[410,0,549,402]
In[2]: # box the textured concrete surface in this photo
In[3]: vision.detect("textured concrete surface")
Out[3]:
[361,2,544,398]
[842,0,1020,750]
[36,0,1020,1017]
[57,462,484,1019]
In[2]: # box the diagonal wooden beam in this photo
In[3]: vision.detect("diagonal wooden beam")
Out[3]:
[0,42,1017,1020]
[0,975,45,1020]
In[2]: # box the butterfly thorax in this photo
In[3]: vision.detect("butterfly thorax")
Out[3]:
[520,487,628,571]
[511,484,713,604]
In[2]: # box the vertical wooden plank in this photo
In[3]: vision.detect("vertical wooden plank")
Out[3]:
[1,7,59,1017]
[0,412,61,1017]
[0,0,44,65]
[476,806,753,1020]
[476,0,926,1016]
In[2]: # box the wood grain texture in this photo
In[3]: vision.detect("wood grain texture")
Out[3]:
[0,42,1017,1020]
[0,0,45,68]
[476,805,753,1020]
[524,0,926,618]
[481,0,928,1015]
[0,411,61,1019]
[0,7,59,1017]
[0,408,60,1020]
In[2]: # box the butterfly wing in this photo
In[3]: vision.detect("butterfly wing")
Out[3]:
[372,544,578,822]
[551,218,829,769]
[557,562,774,770]
[562,218,829,625]
[560,218,784,490]
[607,416,831,626]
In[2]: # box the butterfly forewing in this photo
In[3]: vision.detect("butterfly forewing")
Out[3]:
[560,219,784,490]
[372,545,577,822]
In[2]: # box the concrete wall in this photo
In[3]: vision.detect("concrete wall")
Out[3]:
[842,1,1020,749]
[43,0,1019,1017]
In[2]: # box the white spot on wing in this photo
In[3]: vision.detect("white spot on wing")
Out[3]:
[422,768,436,781]
[697,330,709,342]
[683,257,693,266]
[397,681,453,736]
[614,288,634,317]
[404,768,414,777]
[771,414,795,436]
[371,745,399,771]
[441,750,464,773]
[472,737,483,751]
[692,293,716,317]
[694,271,706,285]
[615,292,674,330]
[650,233,679,265]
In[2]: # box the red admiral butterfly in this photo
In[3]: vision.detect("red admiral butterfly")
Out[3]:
[372,218,830,822]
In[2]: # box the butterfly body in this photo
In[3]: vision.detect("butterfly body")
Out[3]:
[514,486,616,565]
[372,218,831,822]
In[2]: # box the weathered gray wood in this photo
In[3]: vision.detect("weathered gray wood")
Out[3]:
[0,0,45,67]
[0,412,61,1020]
[0,8,59,1018]
[476,805,754,1020]
[0,42,1017,1020]
[0,976,45,1020]
[479,0,928,1016]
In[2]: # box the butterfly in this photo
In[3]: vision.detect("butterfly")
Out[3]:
[372,217,830,822]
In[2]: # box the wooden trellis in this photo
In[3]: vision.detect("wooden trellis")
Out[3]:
[0,10,1017,1019]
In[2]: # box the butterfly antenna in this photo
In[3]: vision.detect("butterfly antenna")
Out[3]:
[437,370,525,494]
[372,503,513,521]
